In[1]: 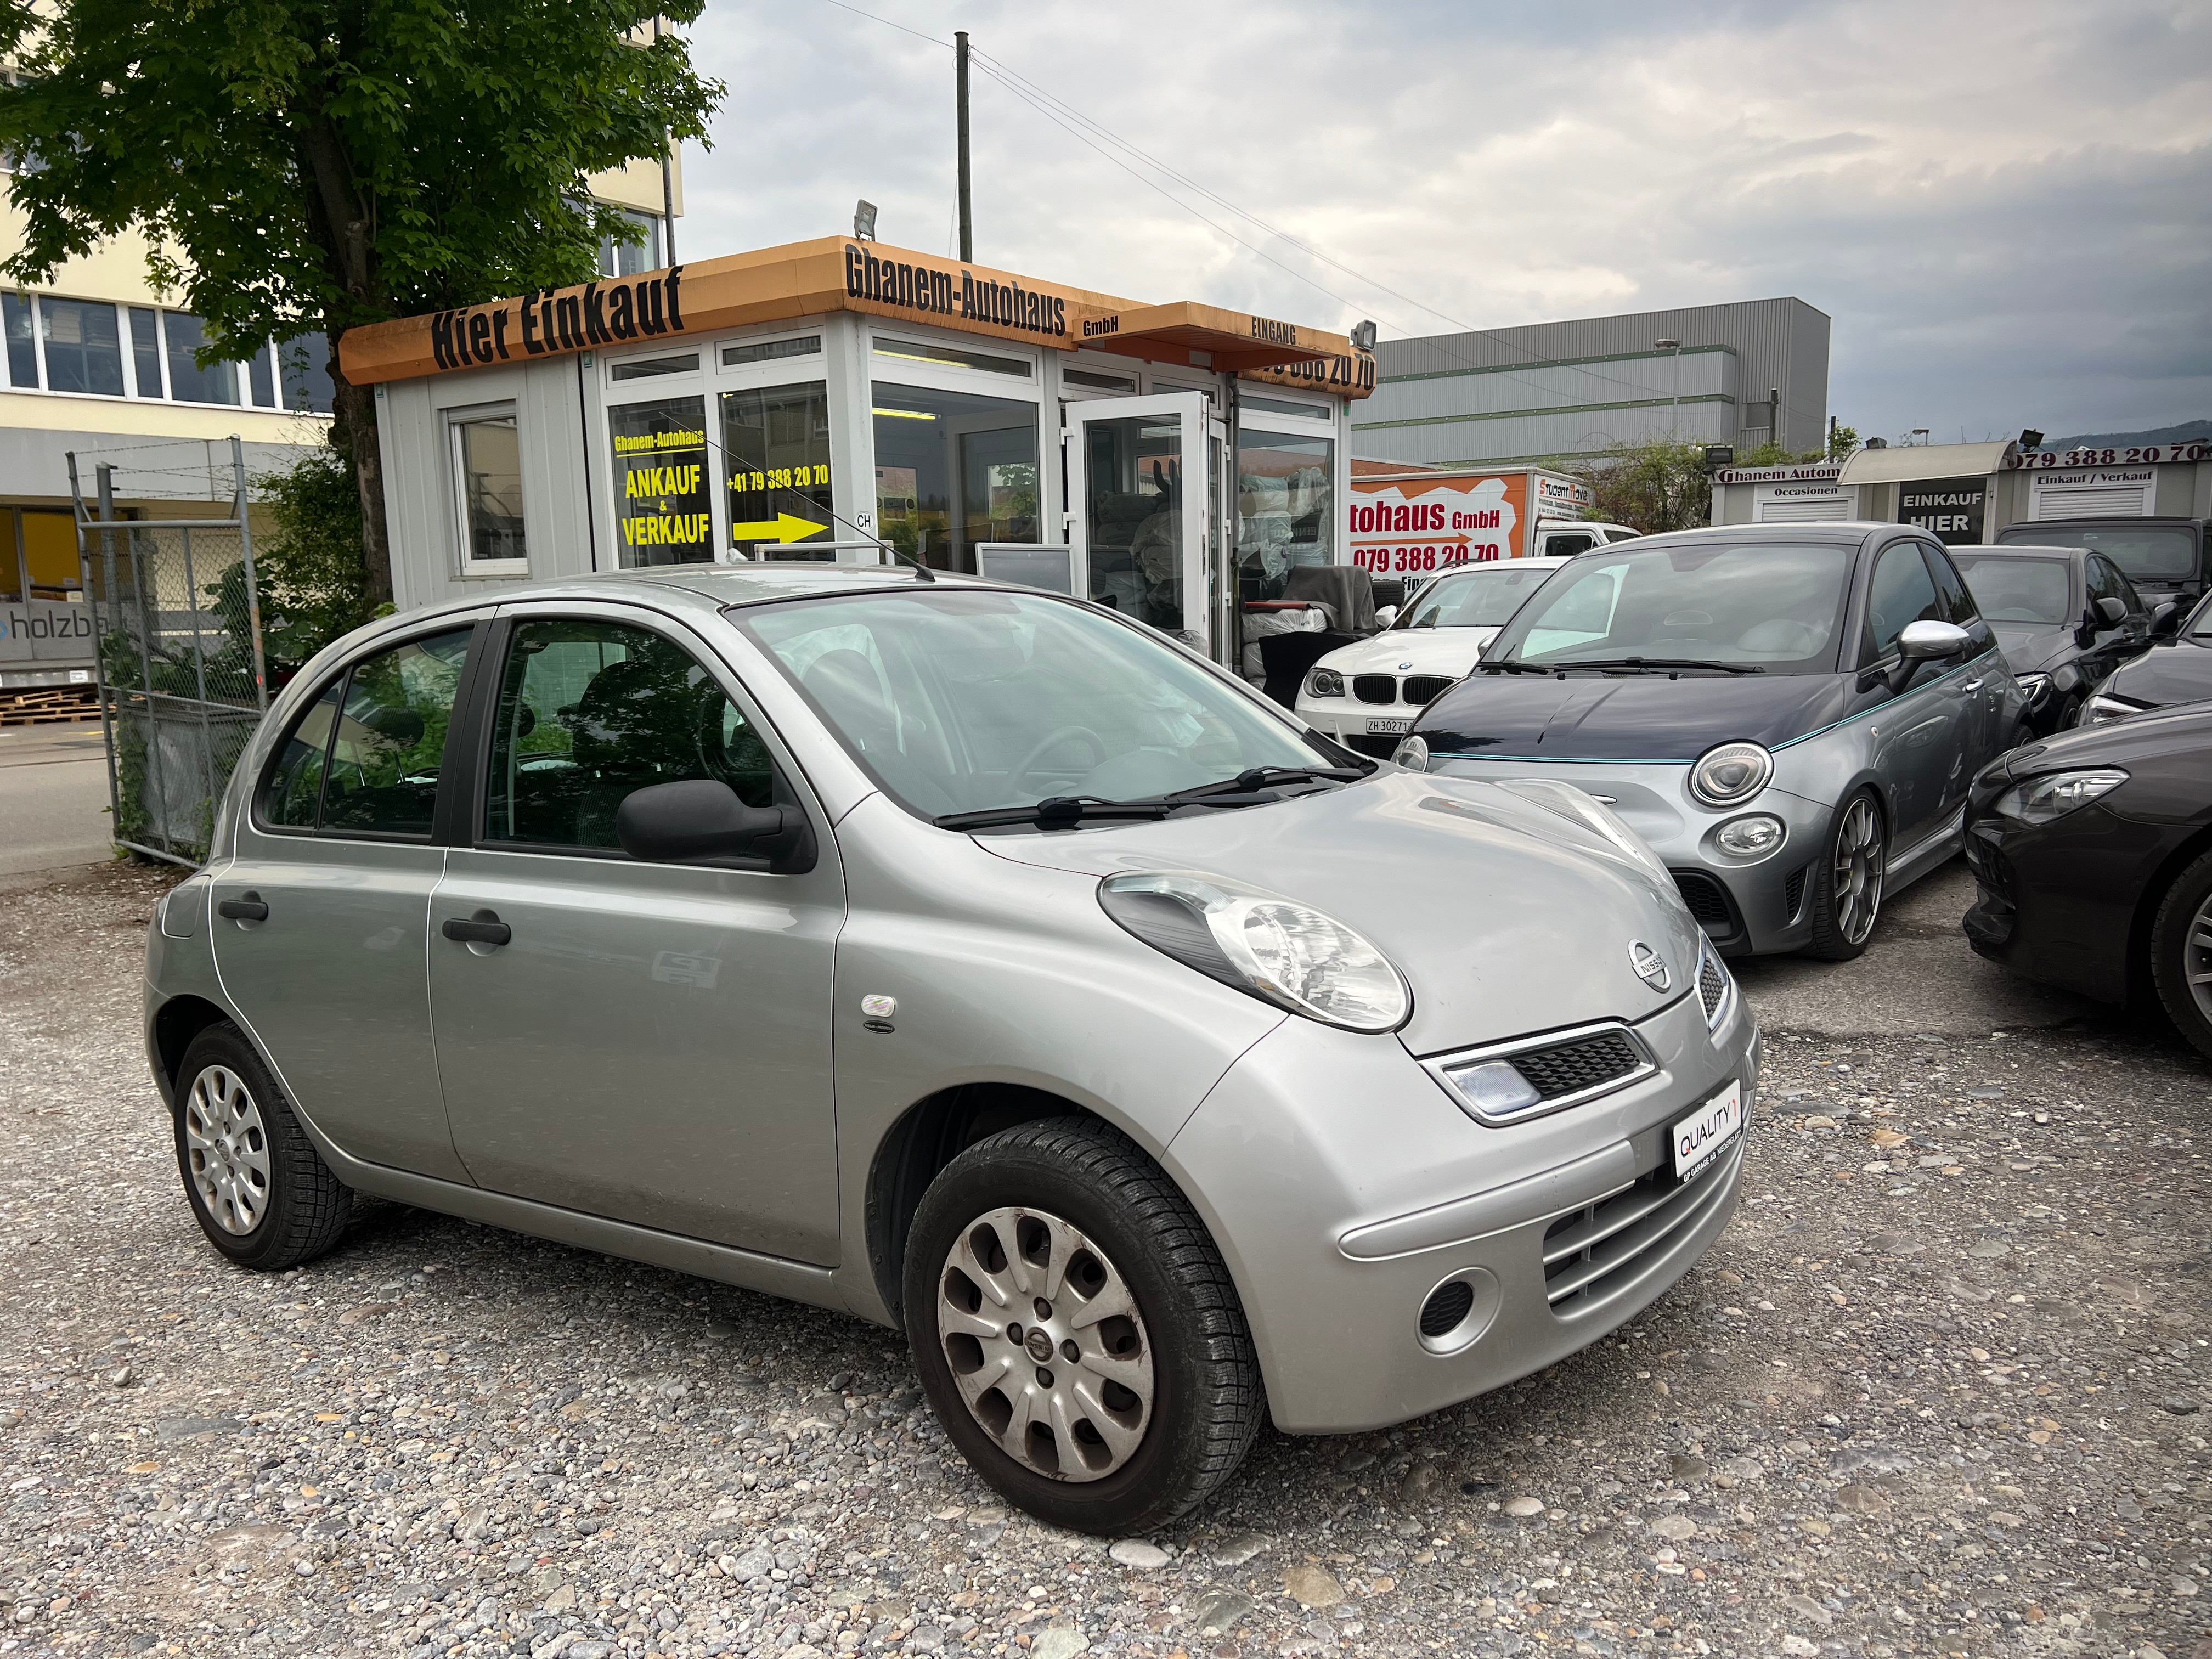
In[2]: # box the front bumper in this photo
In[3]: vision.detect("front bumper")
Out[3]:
[1295,695,1415,759]
[1420,757,1830,955]
[1165,979,1758,1434]
[1960,797,2149,1004]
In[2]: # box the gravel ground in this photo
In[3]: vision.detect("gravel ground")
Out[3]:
[1,861,2207,1659]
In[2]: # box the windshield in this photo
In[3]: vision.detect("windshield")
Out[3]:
[1489,541,1854,674]
[1399,563,1557,630]
[1953,556,2072,624]
[1998,524,2198,581]
[737,589,1331,820]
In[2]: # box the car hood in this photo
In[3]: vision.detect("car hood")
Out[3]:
[1414,669,1850,761]
[2000,699,2212,772]
[977,771,1707,1056]
[1312,629,1495,678]
[2100,639,2212,710]
[1990,623,2078,674]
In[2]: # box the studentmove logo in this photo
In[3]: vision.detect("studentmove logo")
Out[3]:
[2,605,93,642]
[430,268,687,370]
[845,244,1068,339]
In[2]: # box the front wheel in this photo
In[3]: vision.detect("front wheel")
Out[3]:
[904,1118,1261,1535]
[1802,789,1887,961]
[2149,849,2212,1062]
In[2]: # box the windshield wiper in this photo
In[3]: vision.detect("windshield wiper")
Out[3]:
[1169,765,1367,800]
[1537,657,1766,675]
[934,795,1177,831]
[1475,658,1558,674]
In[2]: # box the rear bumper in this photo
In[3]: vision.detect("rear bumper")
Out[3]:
[1165,983,1758,1434]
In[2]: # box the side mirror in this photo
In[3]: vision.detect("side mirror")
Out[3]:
[2094,596,2128,628]
[2149,601,2183,639]
[1374,605,1400,628]
[1892,619,1970,691]
[616,779,813,872]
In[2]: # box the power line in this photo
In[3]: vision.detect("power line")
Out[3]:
[811,0,952,49]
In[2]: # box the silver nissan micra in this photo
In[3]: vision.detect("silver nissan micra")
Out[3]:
[145,565,1758,1533]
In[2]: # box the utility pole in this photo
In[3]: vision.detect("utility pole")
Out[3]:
[955,31,974,263]
[655,17,677,266]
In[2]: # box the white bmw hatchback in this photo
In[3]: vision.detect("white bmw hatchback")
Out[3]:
[1296,557,1575,756]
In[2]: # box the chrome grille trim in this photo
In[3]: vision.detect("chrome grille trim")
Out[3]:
[1420,1019,1657,1127]
[1542,1137,1741,1316]
[1694,935,1734,1031]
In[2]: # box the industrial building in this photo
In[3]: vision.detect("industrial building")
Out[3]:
[1353,298,1831,469]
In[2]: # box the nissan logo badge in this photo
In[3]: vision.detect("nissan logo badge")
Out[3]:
[1629,941,1670,992]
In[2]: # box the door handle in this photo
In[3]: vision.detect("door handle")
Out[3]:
[1960,679,1984,692]
[217,893,269,923]
[441,910,512,948]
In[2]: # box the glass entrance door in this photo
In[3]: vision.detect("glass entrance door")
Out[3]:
[1066,393,1212,655]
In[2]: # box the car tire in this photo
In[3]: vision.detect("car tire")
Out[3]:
[174,1023,353,1271]
[2148,848,2212,1062]
[904,1116,1262,1535]
[1802,788,1887,962]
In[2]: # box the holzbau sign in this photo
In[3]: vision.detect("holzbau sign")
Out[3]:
[340,235,1375,396]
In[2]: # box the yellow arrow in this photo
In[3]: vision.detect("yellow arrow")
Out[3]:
[729,512,828,544]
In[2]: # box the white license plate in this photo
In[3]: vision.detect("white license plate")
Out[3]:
[1672,1081,1741,1181]
[1364,716,1414,735]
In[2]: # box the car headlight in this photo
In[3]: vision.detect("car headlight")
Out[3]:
[1991,768,2128,825]
[2079,693,2143,725]
[1098,871,1410,1032]
[1393,734,1429,772]
[1495,778,1669,879]
[2014,671,2047,704]
[1716,814,1786,858]
[1689,740,1773,808]
[1307,667,1345,698]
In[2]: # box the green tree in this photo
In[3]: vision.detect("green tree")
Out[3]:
[0,0,721,605]
[253,438,380,675]
[1568,437,1713,534]
[1827,422,1860,459]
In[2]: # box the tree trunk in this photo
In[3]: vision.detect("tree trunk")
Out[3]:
[332,374,392,607]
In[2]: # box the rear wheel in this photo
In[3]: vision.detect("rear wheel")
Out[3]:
[2148,849,2212,1062]
[174,1023,353,1271]
[904,1118,1261,1535]
[1802,790,1887,961]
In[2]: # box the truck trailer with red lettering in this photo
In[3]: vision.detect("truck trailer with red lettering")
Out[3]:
[1346,464,1637,578]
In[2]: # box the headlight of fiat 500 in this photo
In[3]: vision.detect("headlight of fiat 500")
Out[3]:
[1689,740,1773,808]
[1098,871,1411,1032]
[1991,768,2128,825]
[1307,667,1345,698]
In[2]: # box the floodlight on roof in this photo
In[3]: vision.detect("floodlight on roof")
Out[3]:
[853,200,878,242]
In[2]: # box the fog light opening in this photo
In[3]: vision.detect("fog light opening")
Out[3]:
[1416,1267,1503,1354]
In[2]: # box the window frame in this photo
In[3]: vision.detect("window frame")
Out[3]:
[445,401,532,577]
[248,619,484,844]
[1918,539,1981,628]
[1854,537,1946,671]
[461,602,817,872]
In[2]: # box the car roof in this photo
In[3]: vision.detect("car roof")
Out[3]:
[504,561,1008,608]
[2005,515,2204,529]
[1951,544,2082,560]
[1598,521,1888,552]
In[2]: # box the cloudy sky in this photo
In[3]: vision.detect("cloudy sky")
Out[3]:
[680,0,2210,446]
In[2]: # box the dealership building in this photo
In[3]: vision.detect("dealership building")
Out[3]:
[1353,297,1831,469]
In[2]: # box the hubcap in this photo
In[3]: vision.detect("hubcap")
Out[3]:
[935,1206,1153,1483]
[1832,798,1886,945]
[184,1065,272,1235]
[2186,892,2212,1026]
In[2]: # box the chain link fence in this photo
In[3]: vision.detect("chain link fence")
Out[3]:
[71,437,269,866]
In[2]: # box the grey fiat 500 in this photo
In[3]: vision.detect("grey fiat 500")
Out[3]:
[1402,523,2025,959]
[145,566,1756,1533]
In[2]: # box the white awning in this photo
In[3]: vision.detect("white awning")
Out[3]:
[1836,440,2018,486]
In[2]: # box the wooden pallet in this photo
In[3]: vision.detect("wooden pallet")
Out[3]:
[0,685,100,726]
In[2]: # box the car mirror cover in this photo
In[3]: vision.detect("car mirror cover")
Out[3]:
[615,779,806,868]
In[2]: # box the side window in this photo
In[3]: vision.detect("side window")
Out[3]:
[1544,531,1596,557]
[1860,542,1943,666]
[1922,544,1978,625]
[484,617,777,853]
[2084,556,2133,620]
[258,676,344,828]
[317,629,475,837]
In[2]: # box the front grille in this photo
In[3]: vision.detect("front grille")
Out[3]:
[1783,863,1809,922]
[1542,1139,1742,1317]
[1403,675,1455,706]
[1341,732,1401,759]
[1514,1030,1643,1100]
[1672,870,1739,939]
[1419,1279,1475,1338]
[1696,943,1730,1029]
[1352,675,1398,704]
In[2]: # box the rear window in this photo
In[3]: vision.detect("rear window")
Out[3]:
[1998,524,2197,580]
[1953,556,2071,624]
